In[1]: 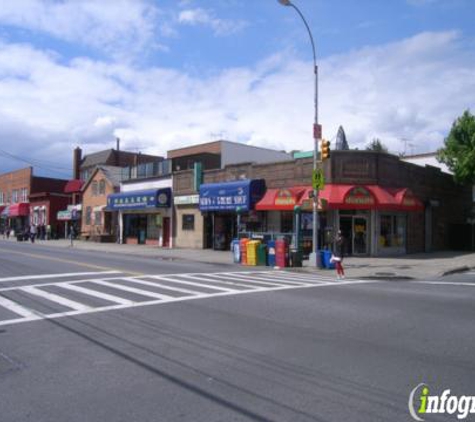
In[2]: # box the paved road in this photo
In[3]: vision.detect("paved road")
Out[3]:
[1,242,475,421]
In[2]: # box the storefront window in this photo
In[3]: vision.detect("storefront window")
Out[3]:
[182,214,195,230]
[281,211,293,233]
[380,214,406,248]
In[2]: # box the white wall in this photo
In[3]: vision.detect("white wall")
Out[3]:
[121,178,172,192]
[402,154,452,174]
[221,141,292,168]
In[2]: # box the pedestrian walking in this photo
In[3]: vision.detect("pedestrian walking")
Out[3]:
[332,230,345,279]
[30,224,37,243]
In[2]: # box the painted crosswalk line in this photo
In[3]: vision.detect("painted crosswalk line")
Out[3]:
[0,271,373,327]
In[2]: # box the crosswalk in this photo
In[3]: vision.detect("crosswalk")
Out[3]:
[0,270,369,327]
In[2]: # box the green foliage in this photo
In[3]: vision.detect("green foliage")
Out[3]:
[437,110,475,184]
[365,138,388,153]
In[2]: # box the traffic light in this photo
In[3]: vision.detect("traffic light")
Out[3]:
[321,139,331,161]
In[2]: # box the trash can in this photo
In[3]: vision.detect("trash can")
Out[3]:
[289,248,303,268]
[275,238,289,268]
[240,239,249,265]
[267,240,276,267]
[231,239,240,263]
[246,240,260,266]
[257,243,267,266]
[321,250,335,269]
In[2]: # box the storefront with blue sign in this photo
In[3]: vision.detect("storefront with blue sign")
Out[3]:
[107,188,172,247]
[199,179,265,250]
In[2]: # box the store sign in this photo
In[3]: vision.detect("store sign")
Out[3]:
[275,189,297,206]
[57,210,72,221]
[199,180,265,212]
[344,187,375,206]
[107,188,171,211]
[174,195,199,205]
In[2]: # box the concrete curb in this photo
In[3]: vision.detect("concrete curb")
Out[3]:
[441,266,471,277]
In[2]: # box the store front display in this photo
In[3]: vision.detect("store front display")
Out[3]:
[107,188,172,247]
[199,179,266,250]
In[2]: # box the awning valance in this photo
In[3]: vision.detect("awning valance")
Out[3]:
[9,203,30,217]
[263,184,424,211]
[199,179,266,212]
[107,188,171,211]
[255,186,307,211]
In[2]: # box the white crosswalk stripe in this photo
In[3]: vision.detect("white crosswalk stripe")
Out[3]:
[0,270,371,327]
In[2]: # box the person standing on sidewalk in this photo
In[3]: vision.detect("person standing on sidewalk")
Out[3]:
[333,230,345,279]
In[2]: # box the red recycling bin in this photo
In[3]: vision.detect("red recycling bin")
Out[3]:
[240,239,249,265]
[275,239,289,268]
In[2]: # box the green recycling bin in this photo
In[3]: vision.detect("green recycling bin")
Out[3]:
[257,243,267,266]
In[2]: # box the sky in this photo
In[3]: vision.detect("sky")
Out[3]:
[0,0,474,179]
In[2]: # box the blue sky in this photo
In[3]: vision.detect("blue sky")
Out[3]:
[0,0,474,178]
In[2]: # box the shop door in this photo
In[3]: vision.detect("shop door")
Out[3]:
[353,216,368,255]
[162,217,170,247]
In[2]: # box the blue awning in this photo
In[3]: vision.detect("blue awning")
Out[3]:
[107,188,171,211]
[199,179,266,212]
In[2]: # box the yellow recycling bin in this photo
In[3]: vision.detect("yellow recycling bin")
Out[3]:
[246,240,260,266]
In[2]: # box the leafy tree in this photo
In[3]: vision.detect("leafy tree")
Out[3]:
[437,110,475,184]
[365,138,388,153]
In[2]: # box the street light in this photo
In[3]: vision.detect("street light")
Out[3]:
[278,0,321,267]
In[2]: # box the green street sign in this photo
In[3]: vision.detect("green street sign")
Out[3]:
[312,169,325,190]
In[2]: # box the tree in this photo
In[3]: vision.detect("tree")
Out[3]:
[365,138,388,153]
[437,110,475,184]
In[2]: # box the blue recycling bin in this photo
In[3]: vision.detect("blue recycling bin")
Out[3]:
[321,250,335,269]
[267,240,276,267]
[232,239,241,263]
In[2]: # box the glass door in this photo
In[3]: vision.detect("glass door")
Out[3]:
[353,216,368,255]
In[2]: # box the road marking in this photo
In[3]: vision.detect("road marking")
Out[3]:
[0,294,41,318]
[121,277,202,296]
[60,283,135,305]
[91,279,174,300]
[20,286,92,312]
[156,275,236,292]
[0,271,377,327]
[0,271,121,283]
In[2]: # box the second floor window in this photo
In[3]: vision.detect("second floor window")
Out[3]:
[0,191,4,204]
[92,181,98,196]
[12,190,19,203]
[20,188,28,202]
[99,180,106,195]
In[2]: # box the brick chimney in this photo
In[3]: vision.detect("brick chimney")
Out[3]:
[73,147,82,180]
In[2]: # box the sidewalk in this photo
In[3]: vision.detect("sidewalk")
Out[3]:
[3,238,474,280]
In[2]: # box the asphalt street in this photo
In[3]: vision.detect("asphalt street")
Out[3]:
[1,241,475,422]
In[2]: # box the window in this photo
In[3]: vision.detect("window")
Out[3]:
[182,214,195,230]
[85,206,92,225]
[99,179,106,195]
[12,190,18,203]
[94,211,102,226]
[380,214,406,248]
[91,181,98,196]
[0,191,3,204]
[20,188,28,202]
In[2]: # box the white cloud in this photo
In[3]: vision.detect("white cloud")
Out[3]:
[0,30,474,176]
[0,0,160,59]
[178,8,247,36]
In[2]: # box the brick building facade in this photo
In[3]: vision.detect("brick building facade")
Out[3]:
[172,151,472,255]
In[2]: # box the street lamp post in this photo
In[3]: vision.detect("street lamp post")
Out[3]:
[278,0,321,267]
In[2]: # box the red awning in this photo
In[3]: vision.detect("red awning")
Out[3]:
[298,184,424,211]
[64,179,84,193]
[387,188,424,211]
[9,203,30,217]
[255,186,307,211]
